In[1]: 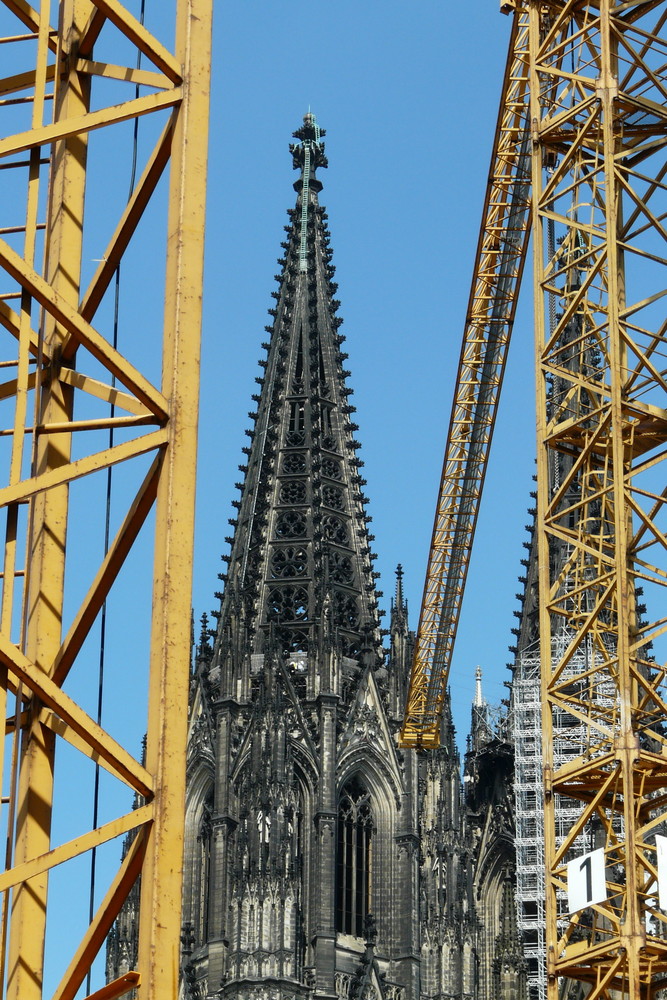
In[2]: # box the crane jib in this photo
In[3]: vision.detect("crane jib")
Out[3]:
[400,10,532,748]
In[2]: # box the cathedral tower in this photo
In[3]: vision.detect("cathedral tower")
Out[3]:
[182,115,421,1000]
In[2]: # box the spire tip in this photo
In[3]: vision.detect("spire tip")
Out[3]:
[474,665,484,707]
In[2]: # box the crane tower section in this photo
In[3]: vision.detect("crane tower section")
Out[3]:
[0,2,211,997]
[529,0,667,996]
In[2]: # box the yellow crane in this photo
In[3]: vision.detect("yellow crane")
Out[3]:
[0,2,211,997]
[401,2,667,998]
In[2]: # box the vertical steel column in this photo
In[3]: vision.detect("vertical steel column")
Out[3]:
[530,1,667,996]
[6,4,89,996]
[136,0,211,995]
[0,0,212,995]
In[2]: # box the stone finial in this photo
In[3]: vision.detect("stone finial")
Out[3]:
[474,665,484,707]
[289,112,328,173]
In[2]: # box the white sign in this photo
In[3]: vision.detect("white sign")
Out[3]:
[656,835,667,910]
[567,847,606,913]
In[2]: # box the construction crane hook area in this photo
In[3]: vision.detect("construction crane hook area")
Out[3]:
[401,2,667,999]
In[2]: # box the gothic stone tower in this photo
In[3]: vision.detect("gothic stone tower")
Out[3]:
[181,115,421,1000]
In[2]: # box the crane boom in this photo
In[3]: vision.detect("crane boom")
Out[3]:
[400,9,532,748]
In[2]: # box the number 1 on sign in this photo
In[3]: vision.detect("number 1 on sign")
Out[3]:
[567,848,606,913]
[580,853,593,903]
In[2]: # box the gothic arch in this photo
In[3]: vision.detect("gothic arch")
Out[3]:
[183,765,215,949]
[475,837,515,1000]
[336,774,376,937]
[186,678,215,776]
[334,762,400,951]
[336,775,373,937]
[290,738,319,795]
[337,745,402,813]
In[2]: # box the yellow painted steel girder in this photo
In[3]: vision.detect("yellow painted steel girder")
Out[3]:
[529,1,667,995]
[400,8,532,749]
[401,0,667,995]
[0,1,212,998]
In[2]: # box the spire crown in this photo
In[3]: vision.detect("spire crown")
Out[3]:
[395,564,404,606]
[289,112,328,176]
[390,563,408,630]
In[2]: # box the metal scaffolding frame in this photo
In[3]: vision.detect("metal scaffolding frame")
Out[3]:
[401,1,667,994]
[513,644,547,1000]
[514,631,613,1000]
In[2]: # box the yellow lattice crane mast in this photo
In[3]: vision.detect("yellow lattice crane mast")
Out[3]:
[0,2,212,998]
[401,2,667,998]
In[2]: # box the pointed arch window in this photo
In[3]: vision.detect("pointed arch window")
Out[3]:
[336,777,372,936]
[293,325,305,389]
[195,795,213,944]
[289,400,305,432]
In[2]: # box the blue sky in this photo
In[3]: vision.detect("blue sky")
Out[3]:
[194,2,536,743]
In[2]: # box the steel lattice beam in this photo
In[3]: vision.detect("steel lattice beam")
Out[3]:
[401,0,667,995]
[400,8,532,748]
[0,1,212,997]
[529,1,667,995]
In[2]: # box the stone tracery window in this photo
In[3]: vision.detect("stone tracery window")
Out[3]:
[322,457,342,480]
[282,452,307,474]
[289,400,305,432]
[336,777,372,937]
[195,793,213,946]
[329,551,354,585]
[267,586,309,622]
[283,629,309,653]
[285,400,306,446]
[321,403,333,432]
[322,485,344,511]
[322,514,348,545]
[333,590,359,629]
[271,546,308,578]
[280,480,307,505]
[285,429,306,446]
[275,511,307,538]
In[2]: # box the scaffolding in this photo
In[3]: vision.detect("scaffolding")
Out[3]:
[513,634,597,1000]
[513,643,546,1000]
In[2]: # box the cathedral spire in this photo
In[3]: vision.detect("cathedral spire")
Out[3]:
[217,115,382,687]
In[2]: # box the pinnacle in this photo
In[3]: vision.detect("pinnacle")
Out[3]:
[289,111,328,187]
